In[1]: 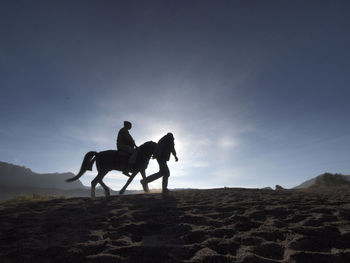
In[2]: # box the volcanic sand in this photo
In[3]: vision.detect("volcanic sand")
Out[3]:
[1,188,350,262]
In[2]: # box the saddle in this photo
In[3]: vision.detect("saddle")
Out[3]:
[116,150,132,158]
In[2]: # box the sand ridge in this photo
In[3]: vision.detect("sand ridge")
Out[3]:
[1,188,350,262]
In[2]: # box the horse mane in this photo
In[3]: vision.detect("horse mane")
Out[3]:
[137,141,157,169]
[139,141,156,151]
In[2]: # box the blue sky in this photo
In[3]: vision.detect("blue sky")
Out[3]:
[1,1,350,190]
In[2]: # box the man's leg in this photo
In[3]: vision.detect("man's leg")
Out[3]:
[142,171,161,184]
[141,158,166,185]
[162,176,169,191]
[161,162,170,192]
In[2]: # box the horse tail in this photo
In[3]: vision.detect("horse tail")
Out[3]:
[66,151,97,182]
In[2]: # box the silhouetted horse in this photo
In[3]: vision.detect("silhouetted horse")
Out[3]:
[66,141,156,198]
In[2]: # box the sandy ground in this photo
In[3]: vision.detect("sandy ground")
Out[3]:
[1,188,350,263]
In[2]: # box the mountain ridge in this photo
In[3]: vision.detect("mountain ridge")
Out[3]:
[0,161,84,190]
[294,172,350,189]
[0,161,143,200]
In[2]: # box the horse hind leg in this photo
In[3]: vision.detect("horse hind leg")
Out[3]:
[91,177,98,199]
[99,179,110,198]
[91,171,107,199]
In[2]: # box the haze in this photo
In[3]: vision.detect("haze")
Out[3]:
[1,1,349,190]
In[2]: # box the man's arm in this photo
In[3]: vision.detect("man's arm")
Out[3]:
[126,131,136,147]
[170,142,178,162]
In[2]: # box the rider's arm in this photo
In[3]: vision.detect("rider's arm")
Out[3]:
[126,130,136,147]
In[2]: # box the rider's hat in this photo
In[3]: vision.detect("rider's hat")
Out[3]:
[124,121,132,127]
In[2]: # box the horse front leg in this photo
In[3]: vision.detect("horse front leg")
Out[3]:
[140,169,150,193]
[119,171,138,195]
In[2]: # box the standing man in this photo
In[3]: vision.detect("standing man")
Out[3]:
[141,132,178,193]
[117,121,137,175]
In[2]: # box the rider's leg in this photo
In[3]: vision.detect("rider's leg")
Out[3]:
[128,149,138,165]
[118,145,135,175]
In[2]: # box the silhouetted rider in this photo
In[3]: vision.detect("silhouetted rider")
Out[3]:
[116,121,137,175]
[141,132,178,193]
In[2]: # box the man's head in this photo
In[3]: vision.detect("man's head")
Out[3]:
[124,121,132,130]
[167,132,174,140]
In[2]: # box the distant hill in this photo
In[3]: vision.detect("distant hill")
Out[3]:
[294,172,350,189]
[0,161,119,200]
[0,161,84,189]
